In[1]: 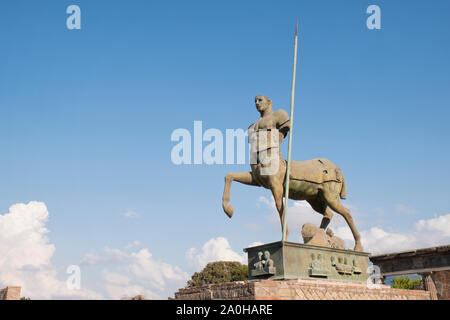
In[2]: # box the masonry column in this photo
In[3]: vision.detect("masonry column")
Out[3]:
[431,270,450,300]
[421,272,438,300]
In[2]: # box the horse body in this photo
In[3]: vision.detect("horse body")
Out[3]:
[222,151,363,251]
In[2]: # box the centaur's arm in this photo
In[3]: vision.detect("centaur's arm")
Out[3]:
[275,109,290,142]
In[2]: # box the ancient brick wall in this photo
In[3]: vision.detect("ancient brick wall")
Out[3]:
[433,270,450,300]
[175,281,255,300]
[174,279,431,300]
[0,287,22,300]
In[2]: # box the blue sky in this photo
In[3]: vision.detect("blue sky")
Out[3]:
[0,0,449,299]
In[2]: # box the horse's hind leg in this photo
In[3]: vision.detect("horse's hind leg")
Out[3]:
[322,187,362,251]
[307,198,333,230]
[222,172,258,218]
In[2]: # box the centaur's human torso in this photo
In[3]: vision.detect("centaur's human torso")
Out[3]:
[248,108,290,189]
[248,107,343,200]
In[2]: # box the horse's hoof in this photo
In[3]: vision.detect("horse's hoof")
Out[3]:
[354,243,363,252]
[223,205,234,218]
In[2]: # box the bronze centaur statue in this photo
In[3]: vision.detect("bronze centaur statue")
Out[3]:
[222,96,362,251]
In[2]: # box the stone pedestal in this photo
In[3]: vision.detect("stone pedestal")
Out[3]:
[174,279,431,300]
[245,241,370,282]
[174,242,434,300]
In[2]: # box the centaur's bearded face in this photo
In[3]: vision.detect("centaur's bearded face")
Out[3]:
[255,96,272,113]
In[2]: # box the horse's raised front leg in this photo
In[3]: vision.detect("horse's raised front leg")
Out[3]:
[222,172,257,218]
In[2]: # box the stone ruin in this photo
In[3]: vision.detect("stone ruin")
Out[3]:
[0,286,21,300]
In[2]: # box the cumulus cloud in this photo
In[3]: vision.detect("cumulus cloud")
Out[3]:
[415,214,450,238]
[0,202,102,299]
[129,249,188,293]
[334,214,450,254]
[102,270,131,286]
[0,202,189,300]
[0,202,54,270]
[85,237,253,299]
[347,227,415,254]
[186,237,246,271]
[82,247,189,300]
[0,202,241,300]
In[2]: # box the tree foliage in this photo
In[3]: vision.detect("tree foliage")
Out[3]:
[392,276,421,290]
[188,261,248,287]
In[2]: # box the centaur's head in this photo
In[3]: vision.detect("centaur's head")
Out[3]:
[255,95,272,114]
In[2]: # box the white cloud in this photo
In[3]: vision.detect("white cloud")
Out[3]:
[86,237,252,299]
[80,253,104,266]
[359,228,415,254]
[0,202,103,299]
[83,247,189,300]
[102,270,131,286]
[128,249,189,293]
[334,214,450,254]
[0,202,54,270]
[186,237,246,271]
[415,214,450,237]
[0,202,189,300]
[0,201,222,300]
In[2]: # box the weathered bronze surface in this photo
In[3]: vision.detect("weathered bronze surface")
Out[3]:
[244,241,370,282]
[222,96,362,251]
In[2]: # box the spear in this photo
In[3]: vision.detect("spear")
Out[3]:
[282,21,299,242]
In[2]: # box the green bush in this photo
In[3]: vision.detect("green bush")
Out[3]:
[188,261,248,287]
[392,276,421,290]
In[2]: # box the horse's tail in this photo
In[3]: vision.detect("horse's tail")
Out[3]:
[339,170,347,200]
